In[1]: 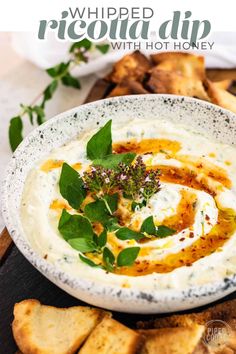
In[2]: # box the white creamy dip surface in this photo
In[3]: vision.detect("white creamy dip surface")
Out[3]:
[20,119,236,291]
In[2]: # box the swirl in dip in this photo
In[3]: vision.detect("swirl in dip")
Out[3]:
[21,119,236,291]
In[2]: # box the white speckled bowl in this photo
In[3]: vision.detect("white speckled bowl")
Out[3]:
[2,95,236,314]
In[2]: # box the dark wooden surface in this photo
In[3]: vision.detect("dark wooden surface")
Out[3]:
[1,76,236,354]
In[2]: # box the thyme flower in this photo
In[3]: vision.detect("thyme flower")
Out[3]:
[83,165,117,195]
[83,156,161,204]
[117,156,160,202]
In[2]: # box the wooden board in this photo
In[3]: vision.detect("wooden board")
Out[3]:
[1,75,236,354]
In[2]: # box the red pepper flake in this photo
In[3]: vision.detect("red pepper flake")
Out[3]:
[189,232,194,238]
[205,214,210,221]
[43,254,48,260]
[200,237,206,240]
[179,237,185,241]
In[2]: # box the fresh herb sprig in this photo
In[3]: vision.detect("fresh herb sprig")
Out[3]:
[56,120,175,272]
[9,39,110,152]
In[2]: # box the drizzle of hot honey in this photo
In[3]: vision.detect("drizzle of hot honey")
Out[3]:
[50,199,71,211]
[40,160,64,172]
[114,209,236,276]
[161,190,197,232]
[72,162,82,170]
[113,138,181,155]
[41,160,82,172]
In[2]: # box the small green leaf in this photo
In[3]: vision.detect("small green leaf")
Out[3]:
[131,201,146,211]
[9,116,23,152]
[46,62,70,78]
[79,254,102,268]
[70,39,92,52]
[84,199,110,223]
[59,163,86,209]
[141,216,156,235]
[42,80,58,106]
[20,104,34,125]
[33,105,45,125]
[103,246,115,271]
[117,247,140,267]
[61,73,81,89]
[93,153,136,170]
[97,229,107,248]
[58,209,94,241]
[84,193,118,223]
[87,120,112,160]
[104,217,120,232]
[116,227,144,241]
[155,225,176,238]
[68,238,97,252]
[96,44,110,54]
[103,193,118,214]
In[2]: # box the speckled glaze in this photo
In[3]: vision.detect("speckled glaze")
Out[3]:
[2,95,236,314]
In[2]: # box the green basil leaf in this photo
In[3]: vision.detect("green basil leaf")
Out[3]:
[104,217,120,232]
[103,246,115,272]
[155,225,176,238]
[46,62,70,78]
[103,193,118,213]
[84,193,118,223]
[70,39,92,52]
[42,80,58,106]
[79,254,102,268]
[117,247,140,267]
[68,238,97,252]
[141,216,156,235]
[9,116,23,152]
[95,44,110,54]
[97,229,107,248]
[131,201,146,211]
[86,120,112,160]
[59,163,86,209]
[84,199,110,223]
[58,209,94,241]
[93,153,136,170]
[61,73,81,89]
[116,227,144,241]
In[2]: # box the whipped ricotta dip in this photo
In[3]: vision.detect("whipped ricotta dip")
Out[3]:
[21,119,236,291]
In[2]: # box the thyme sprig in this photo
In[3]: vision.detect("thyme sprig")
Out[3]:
[8,39,109,152]
[83,156,161,205]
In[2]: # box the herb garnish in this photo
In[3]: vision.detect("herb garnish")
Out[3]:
[117,156,160,203]
[93,152,136,170]
[87,120,112,160]
[84,193,118,222]
[141,216,176,238]
[59,163,86,209]
[58,209,94,241]
[9,39,110,152]
[116,228,144,241]
[117,247,140,267]
[57,120,165,273]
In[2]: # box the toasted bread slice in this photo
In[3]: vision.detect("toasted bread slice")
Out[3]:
[137,299,236,330]
[146,67,210,100]
[107,51,151,84]
[79,316,142,354]
[204,79,236,113]
[151,52,206,80]
[213,79,232,90]
[13,299,107,354]
[138,324,205,354]
[108,80,149,97]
